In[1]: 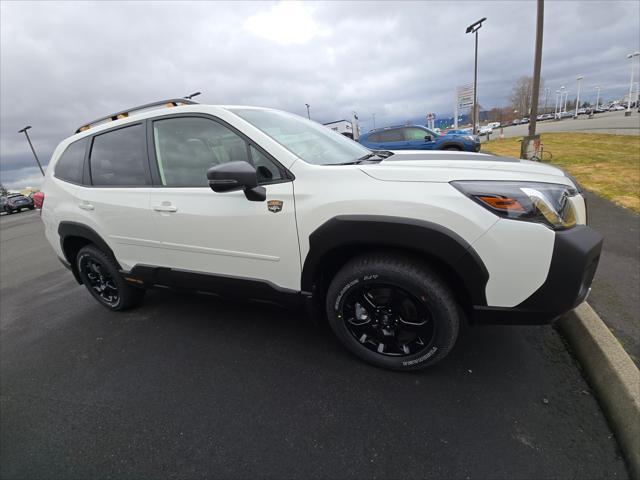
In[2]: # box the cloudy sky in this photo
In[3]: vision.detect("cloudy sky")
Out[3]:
[1,0,638,189]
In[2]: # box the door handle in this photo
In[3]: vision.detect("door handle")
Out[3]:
[153,204,178,213]
[78,202,94,211]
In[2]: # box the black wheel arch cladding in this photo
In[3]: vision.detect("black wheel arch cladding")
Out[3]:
[302,215,489,307]
[58,221,121,284]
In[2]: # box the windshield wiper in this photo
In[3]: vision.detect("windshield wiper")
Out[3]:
[330,153,385,166]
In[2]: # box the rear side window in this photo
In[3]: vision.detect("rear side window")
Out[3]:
[55,138,87,184]
[89,124,149,186]
[377,129,403,142]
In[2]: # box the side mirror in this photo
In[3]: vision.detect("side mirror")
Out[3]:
[424,135,433,142]
[207,161,266,202]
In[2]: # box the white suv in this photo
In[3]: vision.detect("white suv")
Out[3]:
[39,99,602,371]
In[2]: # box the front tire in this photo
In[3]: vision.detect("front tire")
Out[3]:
[76,245,144,311]
[325,253,461,371]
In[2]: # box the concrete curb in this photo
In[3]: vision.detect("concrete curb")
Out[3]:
[558,302,640,480]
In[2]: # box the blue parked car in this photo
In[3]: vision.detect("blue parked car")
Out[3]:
[359,125,480,152]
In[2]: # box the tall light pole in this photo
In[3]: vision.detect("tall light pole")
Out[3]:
[559,86,566,116]
[543,87,550,114]
[305,103,311,120]
[594,86,601,110]
[626,52,640,116]
[18,126,45,176]
[554,90,560,118]
[466,17,487,136]
[574,75,583,118]
[563,88,569,113]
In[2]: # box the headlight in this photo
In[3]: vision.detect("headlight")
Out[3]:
[452,181,578,230]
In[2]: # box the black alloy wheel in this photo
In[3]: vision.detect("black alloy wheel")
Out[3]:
[340,284,435,357]
[76,244,144,311]
[79,254,120,307]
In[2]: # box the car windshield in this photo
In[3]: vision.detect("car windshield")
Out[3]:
[230,108,371,165]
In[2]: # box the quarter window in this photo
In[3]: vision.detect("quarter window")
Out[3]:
[55,138,87,184]
[153,117,282,187]
[89,124,149,186]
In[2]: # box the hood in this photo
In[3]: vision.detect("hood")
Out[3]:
[359,150,574,186]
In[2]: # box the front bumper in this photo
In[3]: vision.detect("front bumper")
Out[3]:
[473,225,603,324]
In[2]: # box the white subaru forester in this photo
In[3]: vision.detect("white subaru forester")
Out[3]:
[38,99,602,371]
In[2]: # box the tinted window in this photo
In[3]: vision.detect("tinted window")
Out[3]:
[367,133,381,142]
[55,138,87,184]
[90,124,148,186]
[377,129,404,142]
[153,117,282,187]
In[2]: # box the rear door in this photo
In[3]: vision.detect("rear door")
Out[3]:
[74,123,166,269]
[147,115,301,291]
[374,128,409,150]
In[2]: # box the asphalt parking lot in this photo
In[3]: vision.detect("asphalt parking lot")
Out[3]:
[482,110,640,141]
[0,211,629,479]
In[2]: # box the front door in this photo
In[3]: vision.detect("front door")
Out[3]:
[403,127,436,150]
[147,115,301,291]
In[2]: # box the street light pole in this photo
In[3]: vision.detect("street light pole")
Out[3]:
[574,75,583,118]
[563,89,568,113]
[466,17,486,136]
[626,52,640,116]
[18,126,45,176]
[554,90,560,118]
[305,103,311,120]
[595,86,600,110]
[543,87,550,114]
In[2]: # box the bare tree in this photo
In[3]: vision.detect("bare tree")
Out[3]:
[510,76,545,116]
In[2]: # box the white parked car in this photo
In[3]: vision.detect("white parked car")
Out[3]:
[38,98,602,371]
[478,125,493,135]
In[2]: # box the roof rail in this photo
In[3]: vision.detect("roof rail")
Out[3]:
[74,98,199,134]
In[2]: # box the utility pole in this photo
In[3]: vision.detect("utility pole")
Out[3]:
[305,103,311,120]
[522,0,544,159]
[18,126,45,176]
[466,17,486,136]
[574,75,583,118]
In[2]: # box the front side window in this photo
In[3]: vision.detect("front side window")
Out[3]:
[153,117,283,187]
[55,138,87,184]
[377,129,404,142]
[230,108,370,166]
[404,127,434,141]
[89,124,149,186]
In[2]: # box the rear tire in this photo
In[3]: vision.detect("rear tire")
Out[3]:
[76,245,144,311]
[325,253,460,371]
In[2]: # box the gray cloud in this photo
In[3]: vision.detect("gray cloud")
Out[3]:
[1,0,638,188]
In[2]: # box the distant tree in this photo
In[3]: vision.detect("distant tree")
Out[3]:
[0,184,8,197]
[510,76,545,116]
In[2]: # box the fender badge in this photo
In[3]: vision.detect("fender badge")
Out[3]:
[267,200,283,213]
